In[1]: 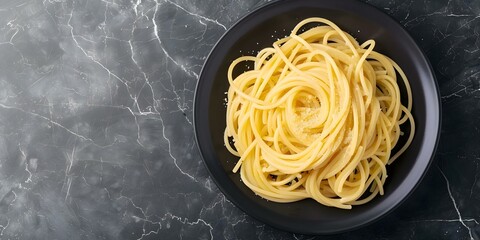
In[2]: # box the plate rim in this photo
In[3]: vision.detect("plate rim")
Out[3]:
[193,0,442,234]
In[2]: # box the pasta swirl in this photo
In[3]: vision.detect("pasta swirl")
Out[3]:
[224,18,415,209]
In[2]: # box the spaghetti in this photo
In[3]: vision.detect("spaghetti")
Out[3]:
[224,17,415,209]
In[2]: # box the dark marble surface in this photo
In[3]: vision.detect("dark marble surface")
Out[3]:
[0,0,478,239]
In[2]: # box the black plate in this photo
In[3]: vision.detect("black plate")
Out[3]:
[194,0,441,234]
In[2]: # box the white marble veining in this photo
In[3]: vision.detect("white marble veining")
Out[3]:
[0,0,478,239]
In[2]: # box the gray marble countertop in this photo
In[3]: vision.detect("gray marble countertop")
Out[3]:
[0,0,479,239]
